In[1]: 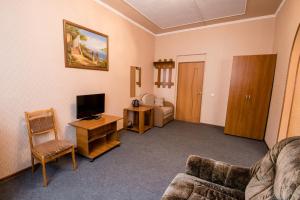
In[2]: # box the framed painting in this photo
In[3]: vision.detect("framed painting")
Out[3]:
[63,20,109,71]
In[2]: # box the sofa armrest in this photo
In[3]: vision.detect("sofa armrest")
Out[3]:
[164,101,174,110]
[153,106,164,125]
[186,155,251,191]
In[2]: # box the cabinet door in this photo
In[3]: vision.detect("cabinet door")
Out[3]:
[224,56,251,135]
[225,55,276,140]
[246,55,277,140]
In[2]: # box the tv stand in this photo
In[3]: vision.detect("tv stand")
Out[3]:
[82,115,102,120]
[69,114,122,161]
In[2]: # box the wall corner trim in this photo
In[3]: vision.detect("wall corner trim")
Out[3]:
[275,0,287,16]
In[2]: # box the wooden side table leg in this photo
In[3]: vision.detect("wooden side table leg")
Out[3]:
[139,111,145,134]
[123,109,128,129]
[150,108,154,128]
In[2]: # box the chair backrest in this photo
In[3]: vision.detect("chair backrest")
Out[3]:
[25,108,58,149]
[141,93,155,105]
[246,136,300,200]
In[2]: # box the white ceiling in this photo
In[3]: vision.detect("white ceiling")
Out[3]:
[124,0,247,29]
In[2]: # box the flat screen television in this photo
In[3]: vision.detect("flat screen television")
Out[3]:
[76,93,105,119]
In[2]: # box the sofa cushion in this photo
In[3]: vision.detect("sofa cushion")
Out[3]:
[155,97,164,106]
[161,106,173,116]
[162,173,245,200]
[246,136,300,200]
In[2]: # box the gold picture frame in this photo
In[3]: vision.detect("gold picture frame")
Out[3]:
[63,20,109,71]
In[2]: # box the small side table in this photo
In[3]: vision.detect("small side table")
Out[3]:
[123,106,154,134]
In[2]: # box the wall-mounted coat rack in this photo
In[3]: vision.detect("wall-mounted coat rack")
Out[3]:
[153,59,175,88]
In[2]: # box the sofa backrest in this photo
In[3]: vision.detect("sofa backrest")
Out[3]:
[245,136,300,200]
[141,93,155,105]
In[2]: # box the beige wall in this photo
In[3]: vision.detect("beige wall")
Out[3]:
[0,0,154,179]
[154,18,275,126]
[265,0,300,148]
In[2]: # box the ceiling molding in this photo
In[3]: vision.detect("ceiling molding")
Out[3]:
[156,14,276,36]
[124,0,248,29]
[95,0,286,37]
[94,0,155,36]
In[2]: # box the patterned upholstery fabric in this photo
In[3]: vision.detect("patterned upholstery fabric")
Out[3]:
[155,97,164,106]
[161,107,173,115]
[246,136,300,200]
[162,137,300,200]
[140,93,174,127]
[32,140,73,158]
[162,173,245,200]
[29,115,54,133]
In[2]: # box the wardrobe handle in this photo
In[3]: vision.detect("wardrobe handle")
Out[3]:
[245,95,251,101]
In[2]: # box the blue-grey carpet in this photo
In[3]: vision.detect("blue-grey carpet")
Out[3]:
[0,121,268,200]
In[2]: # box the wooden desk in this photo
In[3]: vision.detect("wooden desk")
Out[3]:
[123,106,154,134]
[69,114,122,161]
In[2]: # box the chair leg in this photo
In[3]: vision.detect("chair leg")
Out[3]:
[41,159,47,187]
[31,154,35,173]
[71,147,77,170]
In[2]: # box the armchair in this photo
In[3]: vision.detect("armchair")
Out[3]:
[162,136,300,200]
[140,93,174,127]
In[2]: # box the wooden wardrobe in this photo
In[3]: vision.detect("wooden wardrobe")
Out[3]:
[225,54,277,140]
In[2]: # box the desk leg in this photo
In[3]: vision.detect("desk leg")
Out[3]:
[139,111,145,134]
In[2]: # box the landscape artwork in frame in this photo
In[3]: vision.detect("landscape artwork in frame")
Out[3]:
[63,20,109,71]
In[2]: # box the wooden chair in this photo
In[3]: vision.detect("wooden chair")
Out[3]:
[25,108,77,186]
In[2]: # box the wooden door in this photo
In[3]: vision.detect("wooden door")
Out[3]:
[246,55,277,139]
[225,55,276,140]
[176,62,204,123]
[224,57,251,135]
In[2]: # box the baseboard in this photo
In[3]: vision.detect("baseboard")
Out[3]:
[1,130,125,182]
[264,138,271,149]
[118,128,124,133]
[0,163,40,183]
[200,122,224,129]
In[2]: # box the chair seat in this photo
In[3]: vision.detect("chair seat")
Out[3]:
[33,139,73,158]
[161,106,173,115]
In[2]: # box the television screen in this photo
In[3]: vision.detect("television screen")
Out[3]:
[76,93,105,119]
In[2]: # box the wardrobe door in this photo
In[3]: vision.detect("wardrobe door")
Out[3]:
[225,55,276,140]
[224,56,251,135]
[246,55,277,140]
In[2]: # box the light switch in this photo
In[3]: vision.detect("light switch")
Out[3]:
[210,93,215,97]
